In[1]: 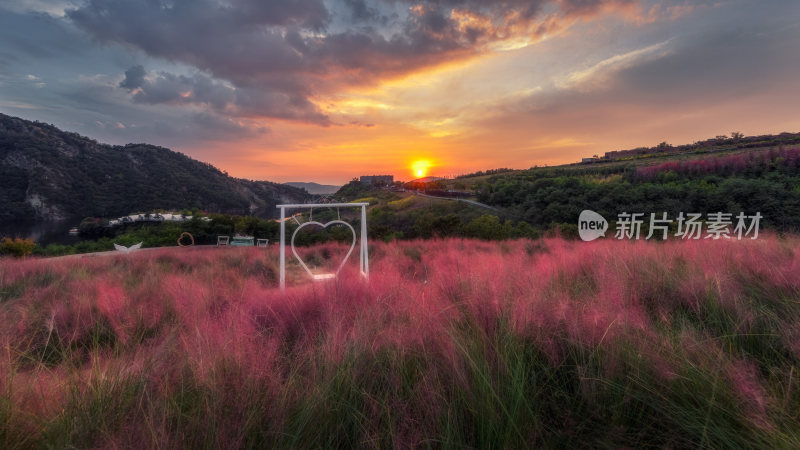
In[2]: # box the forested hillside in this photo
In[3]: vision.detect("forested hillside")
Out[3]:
[0,114,308,223]
[475,146,800,232]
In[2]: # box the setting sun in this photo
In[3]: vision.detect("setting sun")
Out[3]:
[411,160,432,179]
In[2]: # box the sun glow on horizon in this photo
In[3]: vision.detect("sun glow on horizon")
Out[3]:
[411,160,433,179]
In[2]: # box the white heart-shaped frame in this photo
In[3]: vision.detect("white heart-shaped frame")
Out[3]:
[291,220,356,280]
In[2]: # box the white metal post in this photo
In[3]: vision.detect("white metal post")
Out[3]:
[279,206,285,290]
[361,205,369,278]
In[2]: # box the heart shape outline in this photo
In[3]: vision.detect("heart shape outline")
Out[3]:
[291,220,356,280]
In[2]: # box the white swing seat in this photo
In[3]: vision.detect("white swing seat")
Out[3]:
[312,273,336,281]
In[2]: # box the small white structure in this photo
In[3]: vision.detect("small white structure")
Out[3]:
[113,242,142,253]
[217,236,229,246]
[256,239,269,247]
[108,212,211,227]
[277,203,369,290]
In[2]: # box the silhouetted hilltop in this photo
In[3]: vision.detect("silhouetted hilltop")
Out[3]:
[0,113,308,223]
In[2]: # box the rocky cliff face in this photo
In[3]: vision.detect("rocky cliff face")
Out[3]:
[25,193,69,222]
[0,113,309,223]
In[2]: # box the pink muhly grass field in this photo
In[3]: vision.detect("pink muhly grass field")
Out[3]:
[1,237,799,448]
[636,146,800,179]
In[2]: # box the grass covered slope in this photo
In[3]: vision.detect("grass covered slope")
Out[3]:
[2,238,800,447]
[472,146,800,232]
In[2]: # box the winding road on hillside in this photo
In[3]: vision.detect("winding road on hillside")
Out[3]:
[412,191,499,212]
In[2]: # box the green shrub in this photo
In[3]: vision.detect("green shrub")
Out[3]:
[465,215,505,240]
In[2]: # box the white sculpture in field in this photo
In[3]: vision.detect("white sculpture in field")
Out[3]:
[113,242,142,253]
[277,203,369,290]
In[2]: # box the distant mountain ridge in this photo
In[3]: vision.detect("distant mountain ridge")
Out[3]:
[283,182,341,195]
[410,176,446,183]
[0,113,309,223]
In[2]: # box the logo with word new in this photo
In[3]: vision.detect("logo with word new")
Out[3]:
[578,210,608,241]
[577,210,763,241]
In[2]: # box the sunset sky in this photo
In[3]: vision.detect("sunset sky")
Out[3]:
[1,0,799,184]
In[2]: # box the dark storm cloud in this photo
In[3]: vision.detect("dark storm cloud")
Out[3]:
[66,0,635,124]
[118,65,328,123]
[343,0,380,21]
[119,65,145,90]
[0,7,275,149]
[119,66,234,107]
[68,2,312,79]
[0,10,89,61]
[60,77,271,146]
